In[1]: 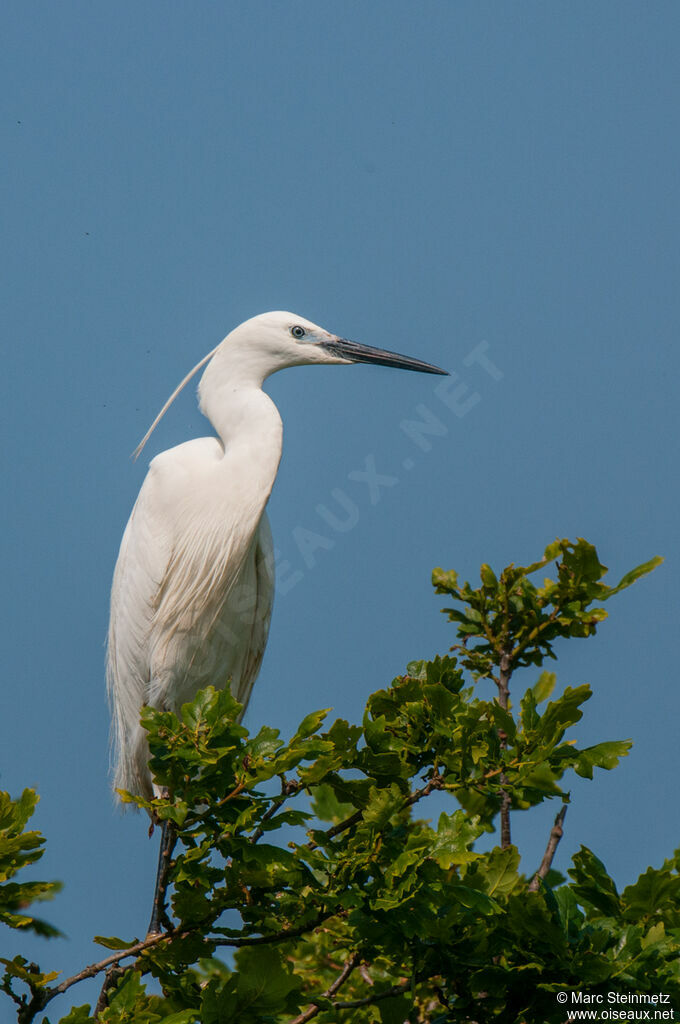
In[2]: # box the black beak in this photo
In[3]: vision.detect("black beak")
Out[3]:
[322,338,448,376]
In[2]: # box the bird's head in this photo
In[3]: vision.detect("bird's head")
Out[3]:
[133,311,447,459]
[223,310,449,376]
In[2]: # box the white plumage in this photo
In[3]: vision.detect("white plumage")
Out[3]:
[107,311,446,802]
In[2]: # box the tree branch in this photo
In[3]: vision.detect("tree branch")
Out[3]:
[307,773,444,852]
[528,804,568,892]
[497,649,512,849]
[289,952,361,1024]
[213,910,335,947]
[52,929,180,998]
[21,909,337,1022]
[18,767,439,1019]
[334,978,411,1009]
[93,964,126,1018]
[250,776,300,844]
[217,778,247,806]
[148,819,176,936]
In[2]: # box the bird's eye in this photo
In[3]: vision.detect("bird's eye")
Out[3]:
[290,325,305,339]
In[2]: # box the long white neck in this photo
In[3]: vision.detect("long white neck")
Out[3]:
[198,345,283,491]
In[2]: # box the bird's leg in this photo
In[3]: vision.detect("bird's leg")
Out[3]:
[147,817,176,936]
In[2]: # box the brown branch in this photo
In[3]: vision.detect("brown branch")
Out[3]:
[359,963,374,986]
[510,604,561,663]
[93,964,126,1018]
[497,649,513,849]
[36,907,336,1019]
[250,777,299,844]
[16,988,49,1024]
[499,788,512,848]
[319,809,363,845]
[52,929,182,999]
[217,778,247,806]
[7,929,191,1021]
[213,910,334,948]
[48,909,335,1007]
[307,773,444,852]
[148,820,177,936]
[405,772,444,806]
[528,805,568,892]
[483,760,520,780]
[334,978,411,1009]
[497,651,511,711]
[289,952,361,1024]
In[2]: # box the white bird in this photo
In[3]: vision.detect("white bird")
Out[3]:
[107,311,447,805]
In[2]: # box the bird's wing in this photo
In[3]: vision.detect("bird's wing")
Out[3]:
[106,464,173,795]
[108,437,276,796]
[233,512,275,714]
[145,441,276,707]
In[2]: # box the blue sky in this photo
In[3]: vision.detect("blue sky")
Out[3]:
[2,1,678,1013]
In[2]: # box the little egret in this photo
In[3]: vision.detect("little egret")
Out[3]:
[107,311,446,807]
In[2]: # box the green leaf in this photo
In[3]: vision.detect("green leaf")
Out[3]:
[0,789,61,936]
[406,659,427,680]
[622,865,680,920]
[575,740,632,779]
[531,671,557,703]
[641,920,666,949]
[94,934,137,950]
[293,709,329,739]
[520,689,539,733]
[569,846,621,918]
[449,884,498,915]
[310,783,355,823]
[563,538,607,582]
[57,1007,94,1023]
[553,884,585,936]
[605,555,664,598]
[490,703,516,741]
[483,846,522,897]
[0,955,60,988]
[430,811,481,869]
[378,994,412,1023]
[480,563,498,588]
[538,685,591,742]
[543,539,566,562]
[107,970,146,1011]
[432,567,459,592]
[232,945,301,1011]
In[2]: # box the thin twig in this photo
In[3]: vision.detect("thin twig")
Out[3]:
[320,809,363,844]
[213,910,333,948]
[11,930,187,1021]
[289,952,361,1024]
[405,772,444,807]
[528,805,568,892]
[250,776,299,844]
[93,964,126,1018]
[359,964,374,986]
[334,978,411,1009]
[36,909,335,1019]
[497,649,512,849]
[52,929,181,998]
[307,774,443,852]
[217,778,247,806]
[148,819,177,936]
[510,604,561,663]
[15,984,49,1024]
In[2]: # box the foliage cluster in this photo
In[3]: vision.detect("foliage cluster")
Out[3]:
[2,538,677,1024]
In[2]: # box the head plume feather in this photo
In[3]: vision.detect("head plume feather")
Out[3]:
[132,345,219,460]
